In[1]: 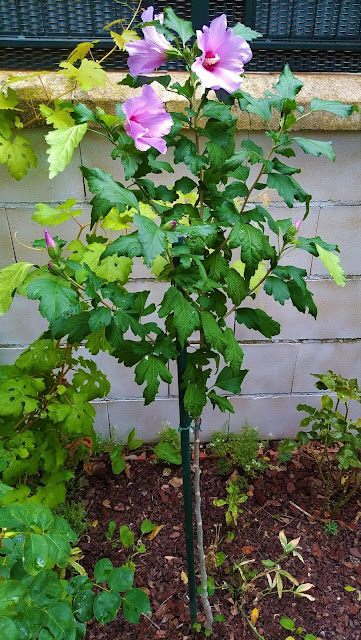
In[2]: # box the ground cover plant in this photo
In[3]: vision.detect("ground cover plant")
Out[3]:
[0,1,359,637]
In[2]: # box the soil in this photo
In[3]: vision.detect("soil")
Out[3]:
[76,448,361,640]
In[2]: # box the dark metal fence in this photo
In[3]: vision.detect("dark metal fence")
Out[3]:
[0,1,360,72]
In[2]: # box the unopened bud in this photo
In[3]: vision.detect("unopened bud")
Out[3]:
[163,220,177,231]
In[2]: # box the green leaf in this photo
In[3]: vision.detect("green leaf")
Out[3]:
[273,64,303,99]
[238,91,272,122]
[23,533,50,575]
[224,268,248,306]
[293,137,335,161]
[73,589,95,623]
[95,255,132,283]
[267,173,311,211]
[228,222,267,280]
[222,328,244,374]
[232,23,263,41]
[236,308,281,339]
[208,391,234,413]
[135,355,172,405]
[310,98,358,118]
[200,310,224,351]
[133,214,166,267]
[108,567,134,592]
[32,199,82,226]
[0,618,19,640]
[315,244,345,286]
[215,366,248,394]
[120,525,135,548]
[153,443,182,465]
[163,7,194,45]
[88,307,112,332]
[118,74,172,89]
[109,446,126,474]
[27,276,82,323]
[122,588,151,624]
[0,87,19,110]
[93,591,121,625]
[184,382,207,417]
[174,176,197,194]
[0,262,33,315]
[102,233,143,259]
[159,287,199,347]
[0,134,37,179]
[264,276,291,305]
[140,519,156,534]
[94,558,114,583]
[40,102,75,129]
[280,617,295,630]
[81,167,139,210]
[224,181,249,198]
[59,59,106,92]
[45,124,87,179]
[174,136,207,175]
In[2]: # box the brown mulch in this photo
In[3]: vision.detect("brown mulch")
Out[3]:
[77,450,361,640]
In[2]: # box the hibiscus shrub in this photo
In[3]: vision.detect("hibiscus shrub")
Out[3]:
[0,4,357,633]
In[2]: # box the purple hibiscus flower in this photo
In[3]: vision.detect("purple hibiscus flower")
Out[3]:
[125,6,171,76]
[191,15,252,93]
[122,84,173,154]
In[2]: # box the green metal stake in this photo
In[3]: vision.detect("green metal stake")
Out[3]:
[177,345,198,627]
[173,236,197,626]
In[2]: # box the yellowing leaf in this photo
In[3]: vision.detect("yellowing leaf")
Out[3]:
[181,571,188,585]
[0,87,19,110]
[149,524,165,541]
[32,199,82,226]
[45,124,87,179]
[315,244,346,287]
[231,260,266,291]
[40,103,75,129]
[67,41,99,64]
[59,59,106,92]
[151,254,168,277]
[0,262,33,315]
[94,255,133,284]
[0,134,37,180]
[111,29,140,51]
[92,520,98,528]
[101,207,133,230]
[250,608,259,625]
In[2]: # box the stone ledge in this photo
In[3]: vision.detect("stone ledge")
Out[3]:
[0,70,360,131]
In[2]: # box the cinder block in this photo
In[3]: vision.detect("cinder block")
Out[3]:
[312,205,361,276]
[76,346,169,399]
[0,129,85,203]
[247,130,361,204]
[92,401,111,439]
[241,342,298,394]
[0,209,15,268]
[228,393,325,439]
[0,295,48,345]
[106,397,227,443]
[292,341,361,392]
[234,278,361,340]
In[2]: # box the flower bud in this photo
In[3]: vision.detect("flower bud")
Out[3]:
[48,244,62,260]
[294,218,302,231]
[163,220,177,231]
[44,229,56,249]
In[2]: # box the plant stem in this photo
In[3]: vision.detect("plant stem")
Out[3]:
[193,420,213,632]
[177,344,198,627]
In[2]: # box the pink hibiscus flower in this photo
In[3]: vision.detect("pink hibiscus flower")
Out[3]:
[191,15,252,93]
[125,6,171,76]
[44,229,56,249]
[122,84,173,154]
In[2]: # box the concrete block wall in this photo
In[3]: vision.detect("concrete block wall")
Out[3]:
[0,128,360,442]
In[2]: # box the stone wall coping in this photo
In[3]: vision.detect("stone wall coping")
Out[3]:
[0,70,360,131]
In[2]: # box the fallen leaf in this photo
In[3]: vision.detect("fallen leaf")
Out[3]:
[181,571,188,585]
[228,469,239,484]
[251,608,259,625]
[165,556,176,561]
[247,485,254,497]
[149,524,165,540]
[102,499,111,508]
[230,603,238,616]
[173,525,182,530]
[124,462,131,480]
[162,467,172,477]
[139,586,150,596]
[91,520,98,528]
[242,545,254,555]
[169,476,183,488]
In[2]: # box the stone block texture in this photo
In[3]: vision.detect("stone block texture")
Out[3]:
[0,129,360,441]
